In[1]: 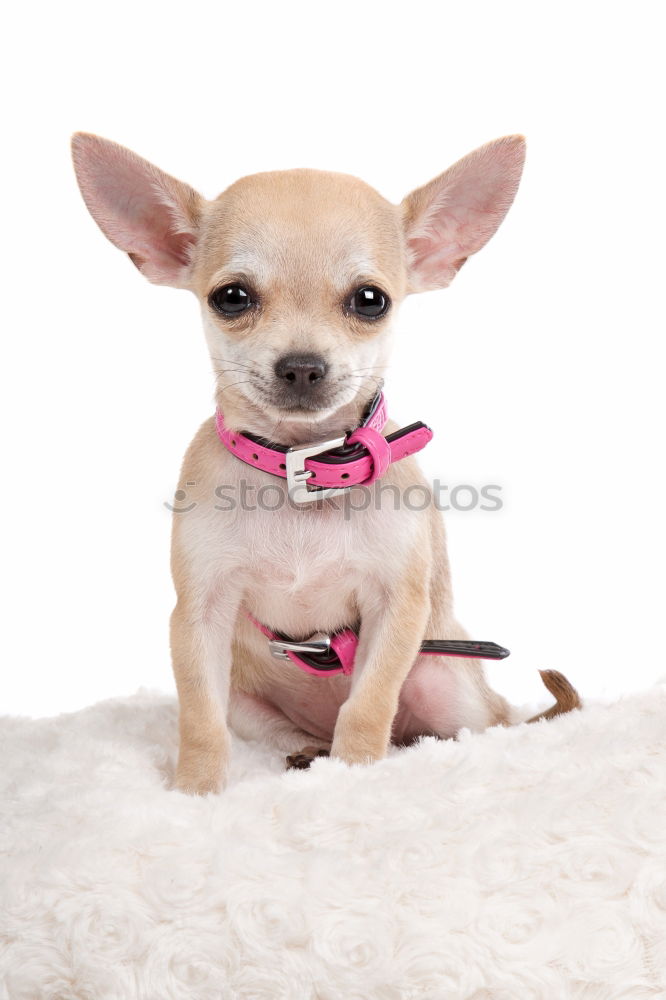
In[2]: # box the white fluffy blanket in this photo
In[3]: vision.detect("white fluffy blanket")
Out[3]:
[1,687,666,1000]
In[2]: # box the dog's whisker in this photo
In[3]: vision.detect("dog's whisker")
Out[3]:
[347,375,384,389]
[349,365,391,374]
[216,380,253,394]
[210,357,255,373]
[214,368,259,379]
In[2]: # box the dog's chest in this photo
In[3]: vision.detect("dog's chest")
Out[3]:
[192,478,413,631]
[180,447,422,633]
[238,497,391,630]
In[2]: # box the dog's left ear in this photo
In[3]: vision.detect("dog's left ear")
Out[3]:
[400,135,526,293]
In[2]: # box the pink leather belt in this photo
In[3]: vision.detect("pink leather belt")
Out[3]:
[215,391,434,502]
[246,613,510,676]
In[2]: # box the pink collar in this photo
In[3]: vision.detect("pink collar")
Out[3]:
[214,392,434,503]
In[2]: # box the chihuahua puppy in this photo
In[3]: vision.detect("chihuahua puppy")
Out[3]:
[72,133,579,794]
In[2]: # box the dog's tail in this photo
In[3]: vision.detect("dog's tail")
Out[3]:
[526,669,581,723]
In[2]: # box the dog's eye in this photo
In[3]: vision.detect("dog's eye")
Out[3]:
[348,286,390,320]
[209,284,253,316]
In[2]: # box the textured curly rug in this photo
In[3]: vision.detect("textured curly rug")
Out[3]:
[1,686,665,1000]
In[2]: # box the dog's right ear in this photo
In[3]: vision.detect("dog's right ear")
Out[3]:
[71,133,204,288]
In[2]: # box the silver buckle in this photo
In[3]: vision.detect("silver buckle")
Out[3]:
[285,435,349,504]
[269,632,332,660]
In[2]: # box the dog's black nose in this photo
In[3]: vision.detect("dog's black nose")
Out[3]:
[274,353,328,389]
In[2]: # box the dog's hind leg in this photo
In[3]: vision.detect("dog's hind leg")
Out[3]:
[396,653,511,742]
[397,657,580,743]
[228,690,331,768]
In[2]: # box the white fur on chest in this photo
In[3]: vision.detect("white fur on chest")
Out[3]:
[178,452,423,635]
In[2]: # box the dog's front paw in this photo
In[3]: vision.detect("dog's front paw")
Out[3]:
[173,745,228,795]
[173,771,223,796]
[330,734,388,765]
[330,704,390,765]
[330,744,385,765]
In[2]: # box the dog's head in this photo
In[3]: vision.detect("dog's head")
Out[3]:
[72,134,524,438]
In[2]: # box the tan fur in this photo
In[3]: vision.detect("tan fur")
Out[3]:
[527,670,582,723]
[71,132,579,795]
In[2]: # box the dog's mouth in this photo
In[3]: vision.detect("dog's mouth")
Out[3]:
[261,380,381,424]
[265,393,338,414]
[255,372,374,418]
[214,365,383,441]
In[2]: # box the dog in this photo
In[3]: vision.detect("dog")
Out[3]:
[71,132,580,795]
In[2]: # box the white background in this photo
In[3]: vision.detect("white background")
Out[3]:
[2,1,664,717]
